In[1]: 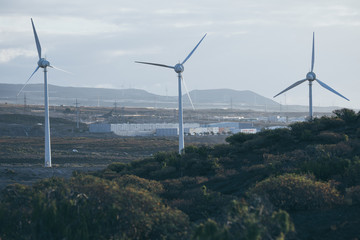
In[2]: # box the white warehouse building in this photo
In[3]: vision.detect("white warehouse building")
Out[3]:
[90,123,200,136]
[89,122,257,137]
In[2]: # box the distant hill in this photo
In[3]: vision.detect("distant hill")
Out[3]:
[186,89,278,109]
[0,83,336,112]
[0,83,170,108]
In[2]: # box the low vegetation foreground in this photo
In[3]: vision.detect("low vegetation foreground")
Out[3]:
[1,109,360,239]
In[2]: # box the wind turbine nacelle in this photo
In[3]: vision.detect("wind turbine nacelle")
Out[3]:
[174,64,184,73]
[38,58,50,68]
[306,72,316,81]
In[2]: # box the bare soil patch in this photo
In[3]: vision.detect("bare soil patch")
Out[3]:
[0,135,227,190]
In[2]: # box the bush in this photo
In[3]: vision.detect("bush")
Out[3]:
[162,176,209,200]
[270,209,295,238]
[226,133,255,145]
[333,108,357,124]
[0,176,190,240]
[192,219,230,240]
[248,174,343,210]
[290,121,315,139]
[114,174,164,194]
[107,162,129,173]
[212,144,236,158]
[167,186,229,222]
[317,116,345,130]
[228,128,296,152]
[192,199,295,240]
[343,157,360,187]
[290,114,348,139]
[315,131,346,144]
[300,156,350,181]
[0,184,33,240]
[345,185,360,205]
[105,148,221,180]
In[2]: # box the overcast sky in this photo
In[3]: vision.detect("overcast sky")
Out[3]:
[1,0,359,109]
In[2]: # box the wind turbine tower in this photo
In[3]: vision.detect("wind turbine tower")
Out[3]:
[18,18,68,167]
[23,93,27,113]
[274,32,349,120]
[136,34,206,154]
[114,99,117,115]
[75,98,80,129]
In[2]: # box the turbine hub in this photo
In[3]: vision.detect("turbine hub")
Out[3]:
[174,63,184,73]
[306,72,316,81]
[38,58,50,68]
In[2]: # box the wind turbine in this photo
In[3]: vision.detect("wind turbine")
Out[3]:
[135,33,206,154]
[274,32,349,120]
[18,18,68,167]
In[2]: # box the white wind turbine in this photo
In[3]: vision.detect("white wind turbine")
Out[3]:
[136,33,206,154]
[18,18,69,167]
[274,32,349,120]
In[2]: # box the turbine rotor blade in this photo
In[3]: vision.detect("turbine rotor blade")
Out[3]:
[274,79,307,98]
[49,65,73,74]
[17,66,40,96]
[181,75,195,110]
[135,61,174,69]
[311,32,315,72]
[181,33,207,65]
[315,79,350,101]
[31,18,42,59]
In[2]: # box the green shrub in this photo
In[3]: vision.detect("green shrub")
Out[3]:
[230,128,296,152]
[0,184,33,240]
[226,133,255,145]
[248,174,343,210]
[153,151,181,168]
[343,157,360,186]
[192,199,294,240]
[114,174,164,194]
[228,200,265,240]
[105,148,221,180]
[345,185,360,205]
[0,176,190,240]
[300,156,350,180]
[315,131,346,144]
[270,210,295,238]
[168,186,228,222]
[192,219,230,240]
[212,144,236,158]
[317,116,345,130]
[107,162,129,173]
[162,176,209,199]
[333,108,358,124]
[290,114,348,138]
[290,121,315,139]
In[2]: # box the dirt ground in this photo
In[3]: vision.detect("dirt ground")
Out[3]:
[0,104,229,191]
[0,135,228,191]
[0,164,106,190]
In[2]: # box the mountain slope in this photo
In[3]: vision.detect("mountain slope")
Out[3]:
[186,88,278,108]
[0,83,286,110]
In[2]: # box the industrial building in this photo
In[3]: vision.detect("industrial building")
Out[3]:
[89,122,258,136]
[90,123,200,136]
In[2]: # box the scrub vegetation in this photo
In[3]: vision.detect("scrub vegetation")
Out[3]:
[1,108,360,239]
